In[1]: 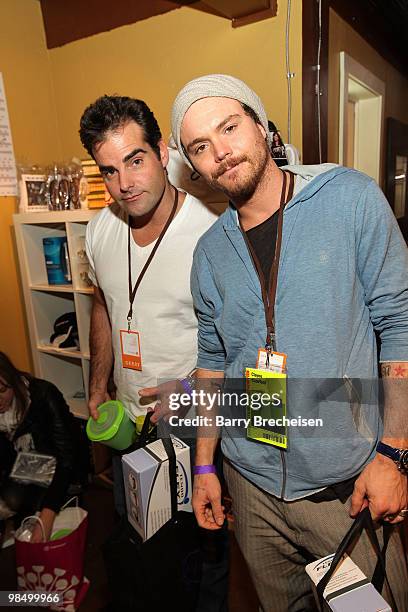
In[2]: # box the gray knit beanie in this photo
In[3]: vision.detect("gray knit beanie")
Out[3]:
[171,74,270,168]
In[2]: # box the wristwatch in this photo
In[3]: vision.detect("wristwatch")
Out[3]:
[376,442,408,473]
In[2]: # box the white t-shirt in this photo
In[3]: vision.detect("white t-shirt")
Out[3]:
[85,194,218,420]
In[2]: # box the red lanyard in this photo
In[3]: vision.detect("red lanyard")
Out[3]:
[241,170,295,352]
[127,187,179,331]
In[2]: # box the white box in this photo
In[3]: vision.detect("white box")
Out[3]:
[306,554,391,612]
[122,436,192,541]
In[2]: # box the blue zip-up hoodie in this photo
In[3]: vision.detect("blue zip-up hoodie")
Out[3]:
[191,165,408,500]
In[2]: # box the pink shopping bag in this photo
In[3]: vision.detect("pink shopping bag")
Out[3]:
[15,505,89,611]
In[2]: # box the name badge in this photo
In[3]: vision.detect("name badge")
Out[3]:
[120,329,142,371]
[256,348,287,373]
[245,367,287,449]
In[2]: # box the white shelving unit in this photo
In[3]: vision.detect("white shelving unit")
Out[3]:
[13,209,98,420]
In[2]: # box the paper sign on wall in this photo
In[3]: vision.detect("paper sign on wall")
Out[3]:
[0,73,17,197]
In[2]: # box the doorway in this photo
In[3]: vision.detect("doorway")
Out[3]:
[339,52,385,183]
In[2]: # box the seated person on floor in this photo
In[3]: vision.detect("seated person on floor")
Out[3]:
[0,352,80,542]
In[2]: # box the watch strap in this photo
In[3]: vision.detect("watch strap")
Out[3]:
[376,441,402,463]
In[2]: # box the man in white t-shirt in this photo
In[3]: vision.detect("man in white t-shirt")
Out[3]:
[79,96,228,612]
[80,96,218,423]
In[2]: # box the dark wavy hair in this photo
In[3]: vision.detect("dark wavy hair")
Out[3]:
[0,352,31,423]
[241,102,262,126]
[79,95,162,159]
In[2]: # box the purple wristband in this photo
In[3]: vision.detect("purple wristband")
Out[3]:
[193,464,217,475]
[180,377,193,396]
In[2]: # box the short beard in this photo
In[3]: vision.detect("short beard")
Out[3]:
[209,145,270,204]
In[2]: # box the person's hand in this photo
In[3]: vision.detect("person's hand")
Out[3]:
[192,473,225,530]
[350,454,408,524]
[30,508,56,543]
[88,390,110,420]
[139,379,189,424]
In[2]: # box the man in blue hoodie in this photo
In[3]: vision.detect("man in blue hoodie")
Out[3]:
[170,75,408,611]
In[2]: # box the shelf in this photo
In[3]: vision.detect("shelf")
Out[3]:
[13,211,98,423]
[14,209,96,225]
[68,397,89,420]
[37,344,82,359]
[36,352,86,420]
[30,283,73,293]
[29,283,93,295]
[75,286,94,294]
[82,359,90,400]
[75,293,92,356]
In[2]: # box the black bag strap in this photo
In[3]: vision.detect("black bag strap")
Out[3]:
[316,507,398,612]
[125,414,155,453]
[137,414,157,448]
[371,522,392,594]
[161,436,178,518]
[137,417,177,518]
[139,413,152,445]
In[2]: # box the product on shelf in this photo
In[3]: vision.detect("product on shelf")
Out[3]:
[42,236,71,285]
[18,167,48,213]
[19,162,88,212]
[49,312,79,350]
[80,159,111,208]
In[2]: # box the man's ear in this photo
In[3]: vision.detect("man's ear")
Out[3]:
[159,139,169,168]
[256,122,267,140]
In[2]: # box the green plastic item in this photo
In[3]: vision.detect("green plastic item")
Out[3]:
[86,400,135,450]
[50,528,71,541]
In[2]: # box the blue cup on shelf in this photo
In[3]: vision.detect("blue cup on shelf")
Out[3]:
[42,236,71,285]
